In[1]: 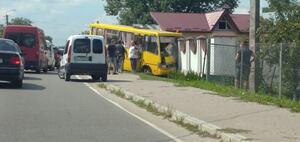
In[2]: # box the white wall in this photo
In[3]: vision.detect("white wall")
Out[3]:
[189,41,200,74]
[179,42,188,72]
[178,37,238,77]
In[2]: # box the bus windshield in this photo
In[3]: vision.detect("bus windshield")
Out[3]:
[160,37,177,57]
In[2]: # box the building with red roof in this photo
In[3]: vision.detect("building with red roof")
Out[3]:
[150,10,250,76]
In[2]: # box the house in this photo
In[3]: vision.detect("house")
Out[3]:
[150,10,250,77]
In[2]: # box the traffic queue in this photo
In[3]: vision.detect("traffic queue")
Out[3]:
[0,25,62,88]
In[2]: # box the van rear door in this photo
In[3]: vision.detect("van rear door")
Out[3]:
[5,33,37,62]
[72,38,92,64]
[91,38,105,64]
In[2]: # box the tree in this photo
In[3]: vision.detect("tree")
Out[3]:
[45,35,53,43]
[257,0,300,100]
[10,17,33,25]
[80,30,90,35]
[104,0,239,25]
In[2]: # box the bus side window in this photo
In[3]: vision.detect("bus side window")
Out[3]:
[145,36,158,55]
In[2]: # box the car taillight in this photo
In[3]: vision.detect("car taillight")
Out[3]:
[10,56,21,65]
[67,46,72,63]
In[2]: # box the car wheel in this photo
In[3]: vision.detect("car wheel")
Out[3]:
[101,74,107,82]
[49,66,55,71]
[91,75,100,81]
[12,79,23,88]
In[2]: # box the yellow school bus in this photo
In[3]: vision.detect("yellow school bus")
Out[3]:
[89,22,182,76]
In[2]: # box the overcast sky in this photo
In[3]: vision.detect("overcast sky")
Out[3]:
[0,0,268,46]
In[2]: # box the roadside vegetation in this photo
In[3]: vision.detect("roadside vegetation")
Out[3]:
[138,72,300,112]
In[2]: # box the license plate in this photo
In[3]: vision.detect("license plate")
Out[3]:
[75,56,89,61]
[0,58,3,64]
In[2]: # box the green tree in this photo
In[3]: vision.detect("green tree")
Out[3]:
[104,0,239,25]
[10,17,33,25]
[45,35,53,43]
[258,0,300,100]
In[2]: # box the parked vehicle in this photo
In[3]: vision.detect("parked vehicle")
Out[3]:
[90,23,181,75]
[3,25,48,73]
[0,38,24,88]
[53,47,64,68]
[58,35,107,82]
[46,40,55,71]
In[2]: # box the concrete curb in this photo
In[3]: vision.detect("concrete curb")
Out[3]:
[103,83,254,142]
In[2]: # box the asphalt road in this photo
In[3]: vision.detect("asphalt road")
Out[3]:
[0,71,176,142]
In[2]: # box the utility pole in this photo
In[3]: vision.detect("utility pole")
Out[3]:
[249,0,260,92]
[4,9,16,25]
[6,14,9,25]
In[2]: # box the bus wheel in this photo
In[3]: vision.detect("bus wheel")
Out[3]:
[142,66,152,74]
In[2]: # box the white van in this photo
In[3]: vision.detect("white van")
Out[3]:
[46,40,55,71]
[58,35,107,81]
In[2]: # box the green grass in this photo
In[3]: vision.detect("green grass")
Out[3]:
[138,73,300,112]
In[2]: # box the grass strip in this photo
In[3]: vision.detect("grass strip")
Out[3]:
[138,73,300,112]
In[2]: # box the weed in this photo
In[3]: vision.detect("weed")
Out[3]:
[98,83,107,89]
[217,128,251,134]
[111,89,125,98]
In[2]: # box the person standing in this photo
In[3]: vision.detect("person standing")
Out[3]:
[116,40,127,73]
[107,39,117,74]
[128,41,139,73]
[235,41,256,90]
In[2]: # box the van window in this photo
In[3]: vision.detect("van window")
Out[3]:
[6,33,36,48]
[93,39,103,54]
[64,40,70,54]
[73,39,91,53]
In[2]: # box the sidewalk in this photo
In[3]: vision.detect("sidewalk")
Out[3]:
[104,73,300,142]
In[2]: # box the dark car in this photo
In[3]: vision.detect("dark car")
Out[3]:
[0,38,24,88]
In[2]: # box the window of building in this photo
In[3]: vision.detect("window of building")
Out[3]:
[217,18,232,30]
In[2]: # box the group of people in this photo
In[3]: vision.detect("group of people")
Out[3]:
[106,39,140,74]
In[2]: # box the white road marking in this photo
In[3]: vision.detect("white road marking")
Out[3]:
[75,75,183,142]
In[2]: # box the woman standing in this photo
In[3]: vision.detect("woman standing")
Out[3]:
[128,41,138,73]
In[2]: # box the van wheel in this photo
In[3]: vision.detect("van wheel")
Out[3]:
[36,68,41,74]
[65,71,71,81]
[58,67,65,79]
[91,75,100,81]
[43,68,48,73]
[142,66,152,74]
[101,74,107,82]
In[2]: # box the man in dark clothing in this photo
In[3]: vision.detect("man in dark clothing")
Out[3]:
[107,40,117,74]
[235,41,256,90]
[116,40,127,73]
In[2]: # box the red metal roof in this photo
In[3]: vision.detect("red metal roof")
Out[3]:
[230,14,250,33]
[150,11,249,33]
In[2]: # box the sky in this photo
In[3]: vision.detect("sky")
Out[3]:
[0,0,268,46]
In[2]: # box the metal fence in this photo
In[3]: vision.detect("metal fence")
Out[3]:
[257,43,300,100]
[205,42,300,100]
